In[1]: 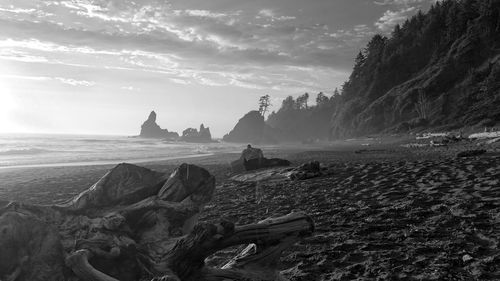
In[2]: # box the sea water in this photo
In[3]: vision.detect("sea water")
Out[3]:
[0,134,241,169]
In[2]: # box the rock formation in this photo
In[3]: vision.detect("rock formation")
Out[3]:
[181,124,213,143]
[140,111,179,139]
[0,163,314,281]
[223,111,280,144]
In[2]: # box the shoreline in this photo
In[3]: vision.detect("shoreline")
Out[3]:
[0,152,215,171]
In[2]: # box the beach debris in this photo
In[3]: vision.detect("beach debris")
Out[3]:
[230,144,291,173]
[230,161,330,183]
[401,143,429,148]
[456,149,487,158]
[462,254,474,263]
[354,149,388,154]
[485,137,500,145]
[288,161,323,181]
[416,132,450,139]
[468,131,500,139]
[414,132,466,147]
[0,163,314,281]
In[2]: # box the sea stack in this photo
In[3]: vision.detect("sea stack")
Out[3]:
[181,124,213,143]
[140,111,179,139]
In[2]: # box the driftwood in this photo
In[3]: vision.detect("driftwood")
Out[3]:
[0,163,314,281]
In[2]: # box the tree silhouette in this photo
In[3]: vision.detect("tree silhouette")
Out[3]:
[258,94,272,117]
[281,96,295,111]
[316,92,329,107]
[296,93,309,109]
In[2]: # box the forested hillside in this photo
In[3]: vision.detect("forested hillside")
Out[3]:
[268,0,500,140]
[267,91,342,141]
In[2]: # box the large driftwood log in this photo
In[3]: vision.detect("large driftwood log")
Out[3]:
[0,163,314,281]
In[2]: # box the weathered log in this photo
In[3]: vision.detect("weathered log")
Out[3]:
[0,163,314,281]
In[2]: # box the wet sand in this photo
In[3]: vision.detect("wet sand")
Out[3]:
[0,141,499,280]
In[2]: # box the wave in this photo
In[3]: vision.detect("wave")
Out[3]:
[0,148,56,156]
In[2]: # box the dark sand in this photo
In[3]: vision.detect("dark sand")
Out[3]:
[0,139,499,280]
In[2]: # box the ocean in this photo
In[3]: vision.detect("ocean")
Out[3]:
[0,134,241,169]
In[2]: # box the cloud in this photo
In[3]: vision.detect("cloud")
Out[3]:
[178,9,239,20]
[0,7,36,14]
[0,74,95,86]
[257,9,296,21]
[375,7,416,31]
[121,85,141,91]
[169,78,190,85]
[0,0,389,93]
[55,77,95,86]
[374,0,427,5]
[328,24,375,43]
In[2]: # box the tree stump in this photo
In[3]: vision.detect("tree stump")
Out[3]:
[0,163,314,281]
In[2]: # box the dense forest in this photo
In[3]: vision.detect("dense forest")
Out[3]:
[266,0,500,140]
[267,91,342,141]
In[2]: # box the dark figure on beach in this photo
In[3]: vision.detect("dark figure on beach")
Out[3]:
[242,144,264,160]
[242,144,264,170]
[231,144,291,172]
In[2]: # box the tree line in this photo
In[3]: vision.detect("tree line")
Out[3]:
[258,0,500,140]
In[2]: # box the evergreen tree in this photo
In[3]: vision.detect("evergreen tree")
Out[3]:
[281,96,295,111]
[258,95,271,117]
[316,92,329,107]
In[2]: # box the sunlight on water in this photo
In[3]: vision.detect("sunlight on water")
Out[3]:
[0,133,241,168]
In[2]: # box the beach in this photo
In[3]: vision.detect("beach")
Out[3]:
[0,138,499,280]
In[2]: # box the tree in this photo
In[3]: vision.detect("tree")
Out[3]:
[316,92,329,107]
[296,93,310,109]
[354,51,366,70]
[365,34,387,59]
[392,24,402,38]
[281,96,295,111]
[258,94,271,116]
[415,90,430,119]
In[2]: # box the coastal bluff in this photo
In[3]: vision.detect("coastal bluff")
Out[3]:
[139,111,179,139]
[223,110,280,144]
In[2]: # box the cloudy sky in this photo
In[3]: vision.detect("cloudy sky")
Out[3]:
[0,0,436,137]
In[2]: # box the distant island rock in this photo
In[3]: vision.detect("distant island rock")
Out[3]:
[140,111,179,139]
[181,124,214,143]
[223,110,280,144]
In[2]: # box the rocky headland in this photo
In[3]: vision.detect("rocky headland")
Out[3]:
[223,110,281,144]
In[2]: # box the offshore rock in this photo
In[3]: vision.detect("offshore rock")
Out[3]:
[181,124,214,143]
[140,111,179,139]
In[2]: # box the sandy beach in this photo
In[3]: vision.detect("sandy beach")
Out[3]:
[0,139,499,280]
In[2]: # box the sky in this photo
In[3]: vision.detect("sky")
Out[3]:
[0,0,437,137]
